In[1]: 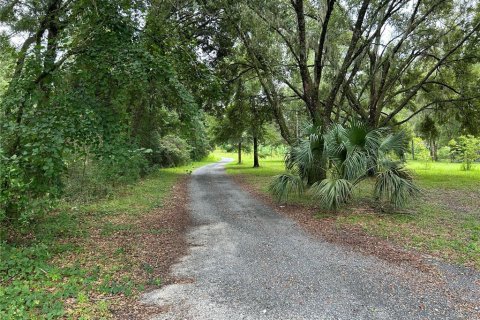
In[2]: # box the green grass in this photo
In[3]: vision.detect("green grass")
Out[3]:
[0,155,217,319]
[407,160,480,189]
[81,154,218,217]
[216,150,480,269]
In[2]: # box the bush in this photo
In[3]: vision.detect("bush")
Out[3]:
[154,135,191,167]
[0,149,58,226]
[437,146,451,161]
[188,134,211,161]
[270,123,419,210]
[448,139,459,161]
[63,148,150,203]
[412,137,432,169]
[457,135,480,171]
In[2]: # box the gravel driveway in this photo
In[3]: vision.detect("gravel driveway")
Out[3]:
[142,159,480,320]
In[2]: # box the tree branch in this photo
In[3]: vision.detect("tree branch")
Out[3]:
[381,21,480,126]
[313,0,335,88]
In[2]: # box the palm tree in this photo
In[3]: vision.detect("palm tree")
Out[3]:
[269,122,419,210]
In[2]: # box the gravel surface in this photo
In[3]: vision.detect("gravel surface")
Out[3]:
[142,159,480,320]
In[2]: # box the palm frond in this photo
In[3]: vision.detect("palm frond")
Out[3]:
[379,131,407,156]
[286,139,314,179]
[323,123,347,161]
[302,122,320,136]
[309,131,324,158]
[344,121,369,149]
[364,128,385,154]
[341,148,368,181]
[285,127,326,182]
[310,178,353,210]
[285,142,306,170]
[269,173,305,203]
[280,121,416,210]
[376,159,413,179]
[374,165,419,208]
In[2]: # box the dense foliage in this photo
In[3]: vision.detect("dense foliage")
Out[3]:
[455,135,480,170]
[0,1,218,226]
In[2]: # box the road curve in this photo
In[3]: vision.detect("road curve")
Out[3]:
[142,159,479,320]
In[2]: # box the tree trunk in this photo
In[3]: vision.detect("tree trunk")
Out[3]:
[238,141,242,164]
[253,137,259,168]
[295,110,299,140]
[430,141,433,161]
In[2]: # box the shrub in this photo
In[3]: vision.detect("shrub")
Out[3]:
[457,135,480,171]
[412,137,432,169]
[0,149,58,226]
[448,139,460,161]
[154,135,191,167]
[270,122,419,210]
[188,135,212,161]
[437,146,451,161]
[62,148,150,203]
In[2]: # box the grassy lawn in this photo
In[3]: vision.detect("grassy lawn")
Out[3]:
[0,155,217,319]
[408,160,480,189]
[217,150,480,269]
